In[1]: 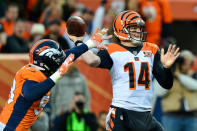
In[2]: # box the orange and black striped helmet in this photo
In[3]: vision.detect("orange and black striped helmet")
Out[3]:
[29,39,66,75]
[113,10,147,43]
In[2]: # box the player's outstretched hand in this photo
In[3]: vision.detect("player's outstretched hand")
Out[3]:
[86,27,112,50]
[58,54,74,76]
[161,44,180,68]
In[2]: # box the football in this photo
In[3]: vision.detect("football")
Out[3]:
[66,16,87,37]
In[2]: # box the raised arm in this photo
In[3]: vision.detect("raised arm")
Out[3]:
[22,28,110,101]
[153,44,180,89]
[64,28,109,61]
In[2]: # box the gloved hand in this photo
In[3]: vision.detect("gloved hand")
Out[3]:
[85,27,112,50]
[50,54,74,83]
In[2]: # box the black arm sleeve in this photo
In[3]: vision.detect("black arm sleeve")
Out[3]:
[97,50,113,70]
[153,50,173,89]
[64,44,88,61]
[22,78,55,102]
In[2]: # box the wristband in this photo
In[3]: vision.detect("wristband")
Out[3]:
[75,40,83,46]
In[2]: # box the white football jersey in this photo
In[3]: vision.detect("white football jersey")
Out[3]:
[107,42,159,112]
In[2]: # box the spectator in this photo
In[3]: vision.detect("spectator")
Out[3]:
[0,3,19,36]
[39,2,66,36]
[125,0,138,12]
[26,0,39,21]
[139,0,173,46]
[155,50,197,131]
[191,56,197,71]
[110,0,125,16]
[0,0,6,18]
[62,0,78,21]
[97,111,107,131]
[89,0,117,44]
[32,0,51,22]
[44,19,69,50]
[2,19,29,53]
[31,111,49,131]
[29,23,45,48]
[0,24,7,52]
[55,92,97,131]
[50,64,90,121]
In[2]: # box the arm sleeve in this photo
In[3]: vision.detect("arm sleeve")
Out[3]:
[97,50,113,70]
[64,43,88,61]
[22,78,55,102]
[152,50,173,89]
[177,74,197,91]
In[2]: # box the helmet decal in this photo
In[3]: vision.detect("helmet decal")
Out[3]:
[29,39,66,75]
[36,46,51,55]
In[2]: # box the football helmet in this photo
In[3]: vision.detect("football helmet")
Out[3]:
[29,39,66,75]
[113,10,147,44]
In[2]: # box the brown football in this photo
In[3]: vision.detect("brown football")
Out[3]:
[66,16,87,37]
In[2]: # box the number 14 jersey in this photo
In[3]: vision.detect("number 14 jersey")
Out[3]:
[107,42,159,112]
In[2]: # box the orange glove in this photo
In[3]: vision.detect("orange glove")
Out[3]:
[50,54,74,83]
[58,53,74,76]
[86,28,110,50]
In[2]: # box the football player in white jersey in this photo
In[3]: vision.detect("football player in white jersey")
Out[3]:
[67,10,180,131]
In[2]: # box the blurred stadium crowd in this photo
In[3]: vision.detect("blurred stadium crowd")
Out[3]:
[0,0,197,131]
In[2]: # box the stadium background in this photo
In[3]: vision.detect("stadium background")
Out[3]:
[0,0,197,125]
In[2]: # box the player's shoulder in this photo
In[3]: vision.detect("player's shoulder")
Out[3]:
[107,43,127,54]
[143,42,159,49]
[17,64,47,82]
[142,42,159,55]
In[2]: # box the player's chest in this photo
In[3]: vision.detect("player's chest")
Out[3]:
[110,51,154,69]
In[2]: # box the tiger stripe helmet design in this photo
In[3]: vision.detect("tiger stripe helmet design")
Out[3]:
[29,39,66,75]
[113,10,147,43]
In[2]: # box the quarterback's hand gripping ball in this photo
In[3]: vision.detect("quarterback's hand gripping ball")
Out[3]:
[87,27,110,50]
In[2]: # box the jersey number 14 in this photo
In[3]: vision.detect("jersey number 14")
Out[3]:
[124,62,150,90]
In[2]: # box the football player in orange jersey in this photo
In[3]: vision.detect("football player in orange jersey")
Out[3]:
[0,28,109,131]
[70,10,180,131]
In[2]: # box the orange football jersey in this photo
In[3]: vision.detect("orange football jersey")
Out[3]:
[0,64,50,131]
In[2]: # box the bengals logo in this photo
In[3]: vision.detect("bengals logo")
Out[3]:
[144,51,152,57]
[134,57,139,61]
